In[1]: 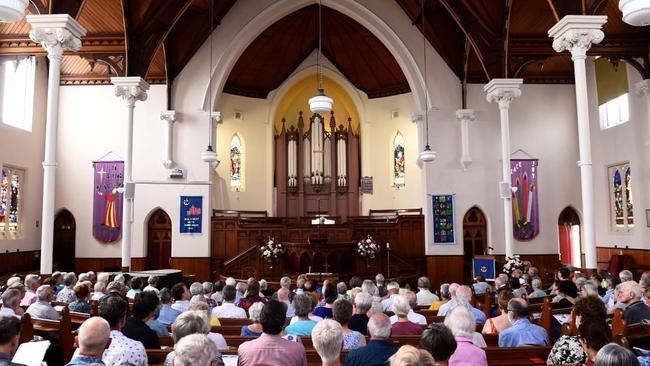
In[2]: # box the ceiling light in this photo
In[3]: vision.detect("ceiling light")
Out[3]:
[0,0,28,23]
[309,0,333,114]
[619,0,650,26]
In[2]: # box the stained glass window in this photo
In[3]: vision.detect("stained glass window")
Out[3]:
[230,134,243,190]
[0,167,23,237]
[392,132,405,187]
[609,163,633,230]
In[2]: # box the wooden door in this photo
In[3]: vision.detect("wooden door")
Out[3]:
[463,207,487,284]
[53,209,76,272]
[147,209,172,270]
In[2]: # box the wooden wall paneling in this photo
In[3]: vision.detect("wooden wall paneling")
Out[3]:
[75,257,146,274]
[426,256,465,290]
[170,257,211,282]
[0,250,39,275]
[597,247,650,274]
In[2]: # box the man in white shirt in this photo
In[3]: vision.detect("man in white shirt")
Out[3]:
[415,277,439,306]
[381,282,400,311]
[389,291,426,325]
[143,276,160,294]
[91,282,107,301]
[211,285,247,319]
[98,294,147,366]
[0,289,22,319]
[20,274,40,307]
[171,283,191,312]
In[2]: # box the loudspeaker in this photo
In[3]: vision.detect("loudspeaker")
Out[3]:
[499,181,511,199]
[124,182,135,199]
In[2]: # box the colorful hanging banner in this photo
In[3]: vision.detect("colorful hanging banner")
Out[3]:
[92,161,124,243]
[180,196,203,234]
[511,159,540,241]
[432,194,455,244]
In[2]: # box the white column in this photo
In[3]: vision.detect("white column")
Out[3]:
[111,77,149,271]
[27,15,86,275]
[456,109,476,171]
[209,111,222,150]
[636,80,650,149]
[160,110,178,170]
[549,15,607,269]
[485,79,522,259]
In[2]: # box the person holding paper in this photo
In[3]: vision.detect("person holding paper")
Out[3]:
[66,317,111,366]
[0,316,26,366]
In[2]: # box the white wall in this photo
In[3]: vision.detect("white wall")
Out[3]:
[0,57,47,253]
[587,59,650,249]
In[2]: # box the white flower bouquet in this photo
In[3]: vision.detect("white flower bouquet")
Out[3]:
[260,237,285,263]
[502,255,524,276]
[356,235,381,260]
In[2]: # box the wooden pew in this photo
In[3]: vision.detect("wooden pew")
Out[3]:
[19,313,34,343]
[483,333,499,347]
[212,325,248,336]
[28,306,75,364]
[485,346,552,365]
[147,348,173,366]
[222,336,257,347]
[216,318,251,327]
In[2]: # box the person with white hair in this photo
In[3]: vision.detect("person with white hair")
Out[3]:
[343,313,396,366]
[388,345,435,366]
[241,302,264,337]
[381,282,400,311]
[225,277,236,286]
[375,274,386,297]
[581,280,602,299]
[617,280,650,325]
[143,276,159,294]
[26,285,59,320]
[277,287,296,317]
[189,282,204,298]
[444,308,487,366]
[529,278,547,298]
[202,281,215,306]
[235,281,247,303]
[440,285,487,325]
[97,272,109,285]
[436,283,460,315]
[6,276,21,288]
[56,272,77,303]
[361,280,378,298]
[78,273,90,283]
[389,294,423,336]
[211,285,246,319]
[164,311,225,366]
[91,281,107,301]
[389,291,426,326]
[173,334,219,366]
[619,270,634,283]
[349,292,372,335]
[313,319,344,366]
[416,276,439,305]
[67,317,111,365]
[0,289,22,319]
[429,283,450,311]
[20,274,40,306]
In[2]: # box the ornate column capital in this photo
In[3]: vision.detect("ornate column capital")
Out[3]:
[455,109,476,122]
[548,15,607,60]
[112,77,150,107]
[410,112,423,124]
[26,14,86,60]
[160,110,178,124]
[636,79,650,97]
[209,111,222,124]
[484,79,523,109]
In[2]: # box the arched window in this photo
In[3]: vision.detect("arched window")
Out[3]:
[609,163,633,230]
[392,132,405,187]
[0,167,23,237]
[230,134,243,190]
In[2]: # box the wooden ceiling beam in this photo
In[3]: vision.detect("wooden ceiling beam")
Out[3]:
[49,0,85,18]
[0,33,125,56]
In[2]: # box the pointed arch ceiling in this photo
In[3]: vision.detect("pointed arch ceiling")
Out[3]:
[223,5,411,99]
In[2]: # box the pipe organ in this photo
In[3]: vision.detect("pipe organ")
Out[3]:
[275,111,360,218]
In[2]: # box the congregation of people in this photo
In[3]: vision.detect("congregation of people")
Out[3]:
[0,263,649,366]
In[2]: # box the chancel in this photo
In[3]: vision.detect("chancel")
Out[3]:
[1,1,650,364]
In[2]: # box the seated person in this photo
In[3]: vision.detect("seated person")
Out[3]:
[121,291,160,349]
[312,320,344,366]
[173,334,219,366]
[20,274,40,307]
[285,294,318,336]
[67,317,111,366]
[440,285,487,325]
[416,276,440,305]
[389,345,435,366]
[236,280,268,312]
[0,316,26,366]
[241,302,264,337]
[344,313,397,366]
[171,283,191,313]
[56,272,77,303]
[420,323,457,365]
[69,284,92,314]
[429,283,451,311]
[165,311,225,366]
[594,343,640,366]
[91,282,107,301]
[444,308,487,366]
[0,289,22,319]
[528,278,547,298]
[348,292,372,335]
[142,276,159,294]
[98,294,147,366]
[332,299,366,350]
[238,301,308,366]
[26,285,59,320]
[482,289,514,335]
[390,295,423,336]
[498,298,549,347]
[211,285,246,319]
[126,277,144,300]
[313,282,337,319]
[158,288,182,325]
[473,275,490,296]
[553,281,578,307]
[617,281,650,349]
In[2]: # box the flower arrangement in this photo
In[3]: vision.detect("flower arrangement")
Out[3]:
[260,237,285,263]
[502,255,524,276]
[356,235,381,260]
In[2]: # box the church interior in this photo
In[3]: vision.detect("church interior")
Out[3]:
[1,0,650,365]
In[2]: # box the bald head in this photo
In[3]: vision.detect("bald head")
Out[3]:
[277,287,290,301]
[78,317,111,355]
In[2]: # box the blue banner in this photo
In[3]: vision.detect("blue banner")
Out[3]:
[180,196,202,234]
[473,257,496,281]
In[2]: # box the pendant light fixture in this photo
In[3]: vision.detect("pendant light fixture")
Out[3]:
[419,0,436,162]
[308,0,333,114]
[619,0,650,26]
[0,0,28,23]
[201,0,218,165]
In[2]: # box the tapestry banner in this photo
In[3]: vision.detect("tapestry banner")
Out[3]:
[92,161,124,243]
[510,159,540,241]
[432,194,455,244]
[180,196,203,234]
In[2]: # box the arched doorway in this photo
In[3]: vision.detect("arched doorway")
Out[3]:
[53,209,76,272]
[147,209,172,270]
[463,207,488,284]
[558,207,581,268]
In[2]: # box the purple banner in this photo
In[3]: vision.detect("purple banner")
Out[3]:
[511,159,539,241]
[93,161,124,243]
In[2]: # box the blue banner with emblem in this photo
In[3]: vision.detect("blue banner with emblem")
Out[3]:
[180,196,202,234]
[472,257,496,281]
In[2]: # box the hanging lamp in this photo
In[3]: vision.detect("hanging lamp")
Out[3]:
[308,0,333,114]
[0,0,28,23]
[419,0,436,162]
[619,0,650,26]
[201,0,218,165]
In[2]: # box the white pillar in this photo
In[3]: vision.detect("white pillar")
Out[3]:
[209,111,222,150]
[160,110,178,170]
[549,15,607,269]
[456,109,476,171]
[636,80,650,150]
[111,77,149,271]
[27,14,86,275]
[485,79,522,259]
